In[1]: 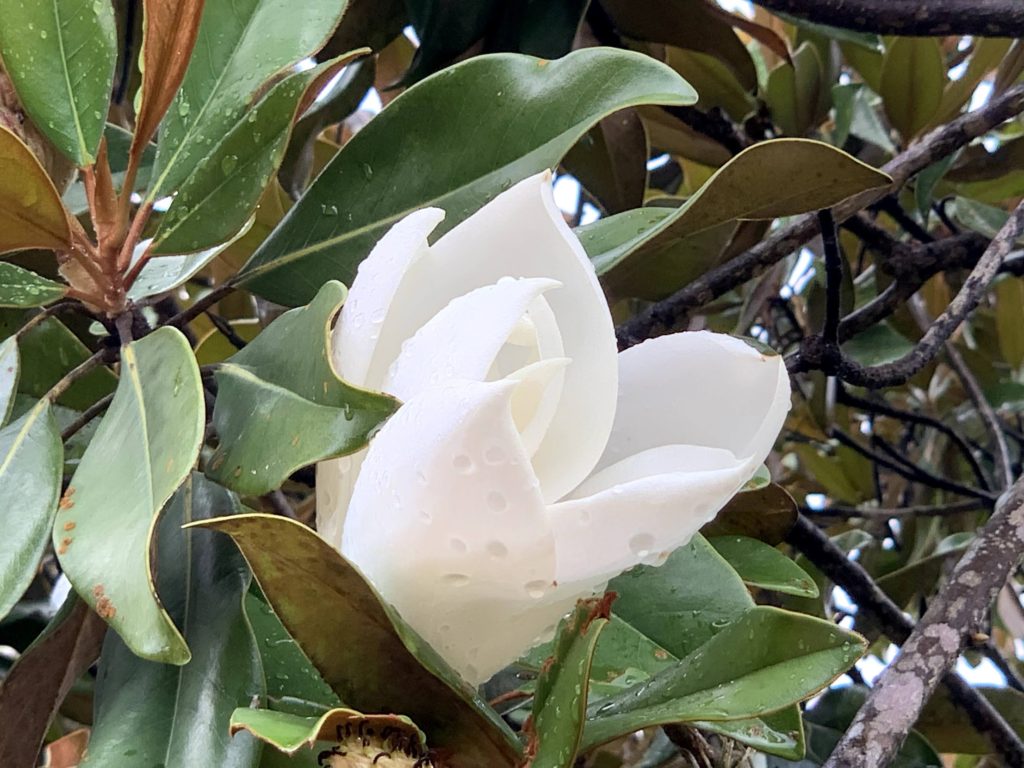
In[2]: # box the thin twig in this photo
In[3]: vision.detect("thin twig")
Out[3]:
[204,311,248,351]
[43,351,109,404]
[908,296,1015,490]
[262,490,297,519]
[15,302,81,339]
[819,209,842,345]
[164,283,238,332]
[61,394,113,442]
[830,427,996,502]
[806,499,988,519]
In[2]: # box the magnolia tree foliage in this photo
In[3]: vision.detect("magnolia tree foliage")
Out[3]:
[1,1,1024,768]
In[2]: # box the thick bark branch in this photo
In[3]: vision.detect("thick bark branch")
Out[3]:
[820,477,1024,768]
[787,515,1024,765]
[615,83,1024,349]
[752,0,1024,38]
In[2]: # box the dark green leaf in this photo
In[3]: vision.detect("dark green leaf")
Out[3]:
[0,399,62,621]
[151,56,360,255]
[528,597,610,768]
[0,0,117,164]
[0,263,68,308]
[239,48,697,305]
[149,0,349,198]
[702,483,799,545]
[81,474,263,768]
[207,281,398,495]
[54,327,204,664]
[581,607,866,750]
[880,37,945,140]
[709,535,820,597]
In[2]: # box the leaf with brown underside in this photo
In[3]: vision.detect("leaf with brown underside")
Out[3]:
[0,124,72,254]
[84,138,122,257]
[130,0,206,162]
[43,728,90,768]
[0,598,107,768]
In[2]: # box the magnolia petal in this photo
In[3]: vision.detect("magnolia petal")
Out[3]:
[341,378,559,684]
[505,357,569,457]
[595,332,791,475]
[550,445,752,585]
[382,277,560,401]
[331,207,445,386]
[315,449,366,551]
[428,172,618,502]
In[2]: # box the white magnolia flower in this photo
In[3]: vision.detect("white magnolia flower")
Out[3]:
[317,172,791,685]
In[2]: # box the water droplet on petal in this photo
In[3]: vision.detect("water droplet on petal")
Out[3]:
[525,580,548,599]
[450,537,467,553]
[487,541,508,558]
[453,454,474,474]
[442,573,470,587]
[486,490,507,512]
[629,532,655,558]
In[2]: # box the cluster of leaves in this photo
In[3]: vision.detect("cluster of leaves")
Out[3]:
[2,0,1024,767]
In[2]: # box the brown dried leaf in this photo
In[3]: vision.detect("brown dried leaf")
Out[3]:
[0,600,106,768]
[130,0,206,159]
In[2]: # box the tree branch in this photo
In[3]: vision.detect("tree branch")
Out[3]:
[787,514,1024,765]
[752,0,1024,38]
[615,83,1024,349]
[822,478,1024,768]
[793,200,1024,388]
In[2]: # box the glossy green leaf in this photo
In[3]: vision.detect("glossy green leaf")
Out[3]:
[128,228,249,301]
[709,536,819,597]
[207,281,398,495]
[0,400,61,621]
[701,483,799,545]
[0,0,117,165]
[149,0,349,198]
[580,139,890,276]
[0,336,17,425]
[231,707,426,757]
[765,43,824,137]
[528,598,610,768]
[875,535,972,608]
[245,592,341,716]
[404,0,501,82]
[81,475,263,768]
[880,37,945,140]
[0,315,115,411]
[610,535,754,659]
[842,323,916,366]
[54,327,203,664]
[586,616,678,688]
[581,607,866,750]
[239,48,697,305]
[195,513,522,766]
[668,47,755,122]
[698,707,805,761]
[0,263,68,308]
[151,56,359,256]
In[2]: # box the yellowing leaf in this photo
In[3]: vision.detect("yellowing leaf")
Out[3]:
[880,37,945,140]
[0,125,71,254]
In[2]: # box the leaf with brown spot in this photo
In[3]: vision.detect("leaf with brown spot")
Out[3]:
[0,124,72,254]
[130,0,206,163]
[193,512,521,767]
[0,598,107,768]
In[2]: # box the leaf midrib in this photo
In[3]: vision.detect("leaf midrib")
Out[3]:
[51,0,90,162]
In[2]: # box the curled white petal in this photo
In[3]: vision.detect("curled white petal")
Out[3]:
[383,277,560,401]
[341,378,559,684]
[332,207,445,387]
[551,445,750,585]
[596,332,791,476]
